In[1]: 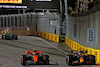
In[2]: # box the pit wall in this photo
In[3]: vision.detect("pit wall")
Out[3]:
[10,30,59,43]
[65,11,100,64]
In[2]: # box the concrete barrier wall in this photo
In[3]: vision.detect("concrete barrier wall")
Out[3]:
[0,13,60,43]
[11,30,37,36]
[66,11,100,49]
[37,13,60,36]
[0,12,60,36]
[37,31,59,43]
[10,30,59,43]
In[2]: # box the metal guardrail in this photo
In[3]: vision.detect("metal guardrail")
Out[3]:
[70,4,100,16]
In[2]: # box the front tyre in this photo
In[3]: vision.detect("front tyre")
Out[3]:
[2,35,4,39]
[21,55,27,65]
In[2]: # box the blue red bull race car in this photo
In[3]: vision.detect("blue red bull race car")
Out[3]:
[66,50,96,65]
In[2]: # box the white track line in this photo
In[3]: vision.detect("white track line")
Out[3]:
[32,37,68,55]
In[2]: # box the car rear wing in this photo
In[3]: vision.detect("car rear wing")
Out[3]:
[25,51,42,54]
[71,51,78,54]
[71,50,87,54]
[82,51,87,53]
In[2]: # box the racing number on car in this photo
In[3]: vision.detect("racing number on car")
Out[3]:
[87,29,94,42]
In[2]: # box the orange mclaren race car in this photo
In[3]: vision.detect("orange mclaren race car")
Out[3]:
[66,50,95,65]
[21,49,49,65]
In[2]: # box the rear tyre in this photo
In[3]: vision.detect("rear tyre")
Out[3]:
[44,55,49,64]
[5,35,7,39]
[12,35,14,39]
[89,55,95,65]
[21,55,27,65]
[15,35,18,40]
[67,55,73,65]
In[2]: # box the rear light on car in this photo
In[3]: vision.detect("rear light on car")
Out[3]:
[80,56,83,57]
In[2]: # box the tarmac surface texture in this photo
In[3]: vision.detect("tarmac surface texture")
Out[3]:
[0,36,97,67]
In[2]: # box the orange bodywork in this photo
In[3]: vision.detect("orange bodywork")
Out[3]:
[25,51,42,54]
[80,58,84,62]
[25,51,43,62]
[33,55,38,62]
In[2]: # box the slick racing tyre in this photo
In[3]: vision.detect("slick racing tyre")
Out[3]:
[5,35,7,39]
[21,55,27,65]
[15,35,18,40]
[12,35,18,40]
[67,55,73,65]
[43,55,49,64]
[89,55,95,65]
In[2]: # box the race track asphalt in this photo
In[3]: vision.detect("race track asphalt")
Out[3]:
[0,36,97,67]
